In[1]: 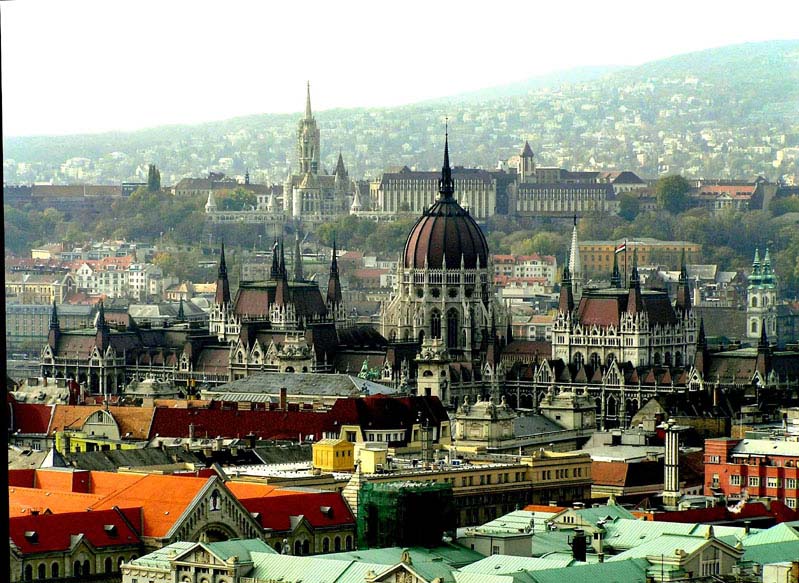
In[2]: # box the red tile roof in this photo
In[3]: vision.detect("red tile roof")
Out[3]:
[149,406,330,441]
[10,507,142,554]
[237,491,355,531]
[10,402,53,434]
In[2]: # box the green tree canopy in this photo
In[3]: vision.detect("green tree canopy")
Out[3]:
[617,193,641,221]
[147,164,161,192]
[655,175,691,213]
[217,187,257,211]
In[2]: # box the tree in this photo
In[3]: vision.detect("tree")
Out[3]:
[617,193,641,221]
[147,164,161,192]
[217,187,257,211]
[655,175,690,214]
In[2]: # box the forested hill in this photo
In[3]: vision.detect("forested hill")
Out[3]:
[4,40,798,185]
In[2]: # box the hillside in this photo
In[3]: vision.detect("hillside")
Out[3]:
[4,40,798,185]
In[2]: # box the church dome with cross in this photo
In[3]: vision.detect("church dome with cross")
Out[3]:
[402,135,489,270]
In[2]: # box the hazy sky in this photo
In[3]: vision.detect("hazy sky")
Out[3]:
[2,0,798,137]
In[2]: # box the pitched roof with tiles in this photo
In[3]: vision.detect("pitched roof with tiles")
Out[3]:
[10,507,142,554]
[149,405,331,441]
[87,473,213,538]
[237,490,355,531]
[10,402,54,434]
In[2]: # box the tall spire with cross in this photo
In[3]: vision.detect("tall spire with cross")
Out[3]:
[438,119,455,200]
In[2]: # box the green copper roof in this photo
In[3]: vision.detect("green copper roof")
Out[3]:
[741,522,799,547]
[204,538,276,561]
[128,541,194,569]
[743,540,799,565]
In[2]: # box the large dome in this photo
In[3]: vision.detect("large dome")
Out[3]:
[403,135,489,270]
[403,198,489,270]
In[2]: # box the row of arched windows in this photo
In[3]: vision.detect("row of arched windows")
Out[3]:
[23,555,133,581]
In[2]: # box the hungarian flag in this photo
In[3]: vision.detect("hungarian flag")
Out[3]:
[615,242,627,254]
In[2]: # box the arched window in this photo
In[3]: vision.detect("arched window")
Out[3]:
[431,311,441,339]
[83,560,91,575]
[38,564,46,579]
[25,565,33,581]
[105,557,113,573]
[752,296,758,308]
[446,309,459,349]
[51,563,59,578]
[73,561,81,577]
[294,540,302,556]
[274,542,282,553]
[653,352,662,365]
[302,540,310,555]
[751,320,758,334]
[334,536,342,552]
[589,352,601,369]
[764,296,769,306]
[675,352,683,367]
[346,535,353,550]
[606,353,616,365]
[664,352,672,366]
[573,352,584,366]
[323,537,330,552]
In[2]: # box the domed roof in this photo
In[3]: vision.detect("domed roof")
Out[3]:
[403,136,489,270]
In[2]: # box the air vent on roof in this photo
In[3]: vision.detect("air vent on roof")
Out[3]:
[104,524,118,537]
[320,506,333,518]
[24,531,38,543]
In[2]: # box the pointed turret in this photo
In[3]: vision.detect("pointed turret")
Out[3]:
[214,243,231,305]
[676,248,691,314]
[327,239,343,308]
[759,319,769,350]
[558,264,575,315]
[293,232,304,281]
[49,300,60,331]
[95,300,110,352]
[305,80,313,120]
[627,249,643,314]
[270,238,280,279]
[756,318,772,377]
[568,215,583,298]
[750,248,762,286]
[274,240,291,306]
[610,251,622,288]
[438,128,455,200]
[334,152,347,178]
[521,141,534,158]
[278,239,287,278]
[177,298,186,321]
[519,141,536,182]
[205,189,217,213]
[47,301,60,349]
[694,317,708,375]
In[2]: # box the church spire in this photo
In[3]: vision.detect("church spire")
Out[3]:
[49,300,60,331]
[558,263,574,315]
[627,249,643,314]
[305,80,313,120]
[270,238,280,279]
[610,251,621,288]
[214,243,231,304]
[438,123,455,200]
[676,248,691,314]
[327,238,343,308]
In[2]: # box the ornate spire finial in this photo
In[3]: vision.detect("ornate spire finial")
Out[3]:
[218,242,227,279]
[439,120,454,200]
[305,80,312,120]
[49,300,60,331]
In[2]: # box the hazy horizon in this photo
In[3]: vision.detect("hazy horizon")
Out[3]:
[2,0,798,138]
